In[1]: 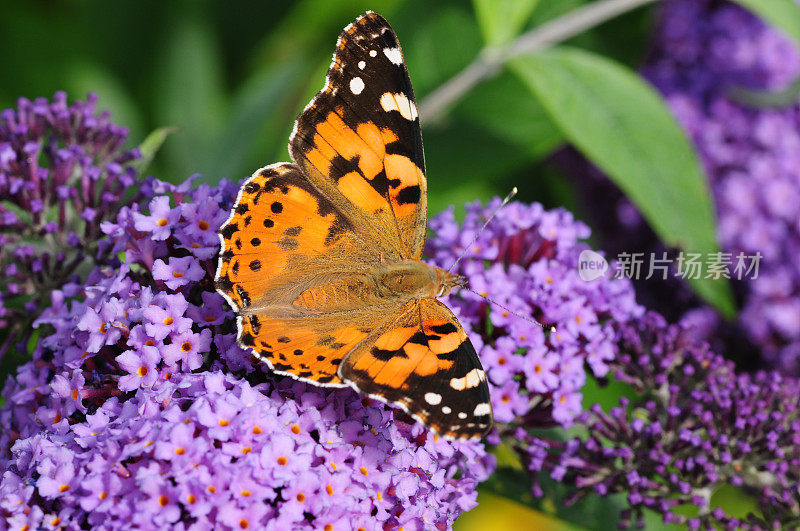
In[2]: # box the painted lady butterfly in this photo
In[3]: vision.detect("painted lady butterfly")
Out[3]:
[216,11,492,439]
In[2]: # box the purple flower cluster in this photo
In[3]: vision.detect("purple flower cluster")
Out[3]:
[524,313,800,530]
[426,200,643,429]
[0,92,140,358]
[571,0,800,372]
[645,0,800,373]
[1,174,493,529]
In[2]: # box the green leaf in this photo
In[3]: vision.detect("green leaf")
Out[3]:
[731,0,800,48]
[511,47,735,318]
[133,126,180,175]
[472,0,539,47]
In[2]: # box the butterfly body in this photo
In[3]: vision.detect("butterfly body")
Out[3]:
[292,261,463,314]
[216,12,493,439]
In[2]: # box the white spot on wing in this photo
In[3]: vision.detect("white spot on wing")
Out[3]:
[379,92,418,121]
[369,50,377,57]
[442,406,452,414]
[424,392,442,405]
[458,412,467,419]
[349,77,365,95]
[383,47,403,65]
[474,403,491,416]
[358,60,366,69]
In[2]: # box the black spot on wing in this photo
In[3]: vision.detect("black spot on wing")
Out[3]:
[396,185,421,205]
[430,322,458,335]
[371,346,406,361]
[221,224,238,240]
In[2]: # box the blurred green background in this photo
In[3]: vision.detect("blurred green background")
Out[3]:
[0,0,661,527]
[0,0,651,221]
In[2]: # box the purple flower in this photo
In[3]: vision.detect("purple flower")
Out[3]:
[152,256,205,290]
[0,93,140,356]
[569,0,800,374]
[0,176,493,529]
[134,196,180,241]
[116,346,161,390]
[525,313,800,529]
[426,200,643,429]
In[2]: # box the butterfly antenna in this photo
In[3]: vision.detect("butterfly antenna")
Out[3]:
[447,187,518,273]
[461,286,556,333]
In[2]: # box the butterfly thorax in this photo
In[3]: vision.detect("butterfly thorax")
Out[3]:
[292,261,463,314]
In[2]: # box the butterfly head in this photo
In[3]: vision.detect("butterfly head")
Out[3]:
[433,267,466,298]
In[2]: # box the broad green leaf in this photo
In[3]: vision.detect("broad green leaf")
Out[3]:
[732,0,800,48]
[133,126,180,175]
[472,0,539,47]
[512,47,735,318]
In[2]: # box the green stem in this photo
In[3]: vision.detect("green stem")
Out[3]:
[418,0,660,124]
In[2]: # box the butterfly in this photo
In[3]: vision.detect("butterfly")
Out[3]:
[215,11,492,440]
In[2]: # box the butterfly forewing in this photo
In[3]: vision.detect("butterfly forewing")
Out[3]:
[289,11,427,260]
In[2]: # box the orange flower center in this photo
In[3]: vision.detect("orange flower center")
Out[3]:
[277,456,288,466]
[158,495,169,506]
[175,447,185,455]
[157,218,168,227]
[181,342,192,352]
[59,484,70,493]
[296,492,306,502]
[360,466,368,476]
[187,494,197,504]
[291,424,301,434]
[137,366,148,377]
[252,426,262,434]
[172,271,184,278]
[163,317,174,325]
[239,519,249,529]
[218,419,229,427]
[198,220,209,231]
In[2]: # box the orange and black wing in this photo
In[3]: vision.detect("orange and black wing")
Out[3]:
[340,298,493,439]
[289,11,427,260]
[216,163,378,386]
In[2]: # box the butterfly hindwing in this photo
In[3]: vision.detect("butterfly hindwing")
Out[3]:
[289,11,427,260]
[340,298,493,439]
